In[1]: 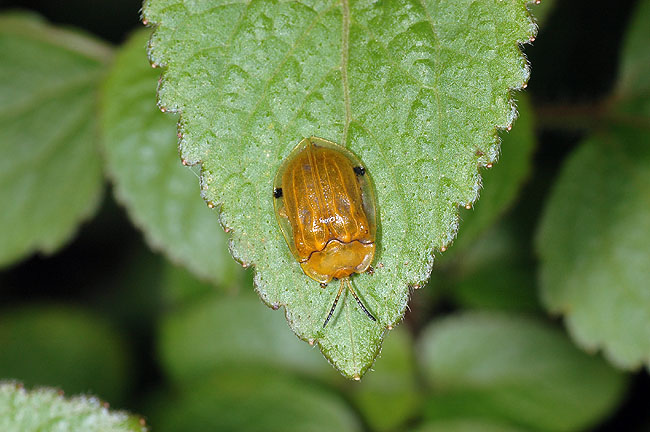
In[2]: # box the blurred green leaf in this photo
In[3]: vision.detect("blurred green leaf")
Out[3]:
[348,325,420,432]
[527,0,557,27]
[0,383,146,432]
[158,284,336,384]
[148,369,361,432]
[415,419,530,432]
[536,0,650,372]
[615,0,650,103]
[433,94,538,313]
[536,128,650,370]
[0,13,109,268]
[101,29,243,288]
[451,93,536,253]
[159,252,254,309]
[160,261,222,308]
[419,312,627,432]
[0,305,130,404]
[94,244,166,330]
[448,218,540,312]
[143,0,536,378]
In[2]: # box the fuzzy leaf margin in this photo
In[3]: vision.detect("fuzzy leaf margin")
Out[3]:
[143,0,536,377]
[100,29,244,288]
[0,383,147,432]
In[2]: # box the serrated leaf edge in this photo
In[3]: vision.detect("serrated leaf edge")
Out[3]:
[141,0,538,378]
[0,381,148,431]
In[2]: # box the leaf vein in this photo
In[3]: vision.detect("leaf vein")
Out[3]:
[239,2,340,142]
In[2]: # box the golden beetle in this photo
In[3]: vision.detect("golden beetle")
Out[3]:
[273,137,377,327]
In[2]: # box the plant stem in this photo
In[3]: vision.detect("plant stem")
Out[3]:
[533,95,650,132]
[533,100,611,131]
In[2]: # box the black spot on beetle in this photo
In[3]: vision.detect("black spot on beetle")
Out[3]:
[273,188,283,198]
[353,166,365,176]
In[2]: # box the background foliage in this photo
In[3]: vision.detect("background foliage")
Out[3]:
[0,0,649,431]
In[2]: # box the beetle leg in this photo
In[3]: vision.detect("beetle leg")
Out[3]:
[323,280,345,328]
[320,282,328,289]
[346,278,376,322]
[366,265,374,276]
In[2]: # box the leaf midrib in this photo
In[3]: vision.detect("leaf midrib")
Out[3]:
[341,0,352,146]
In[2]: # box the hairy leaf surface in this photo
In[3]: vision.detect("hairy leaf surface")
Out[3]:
[0,383,146,432]
[451,93,536,252]
[143,0,536,377]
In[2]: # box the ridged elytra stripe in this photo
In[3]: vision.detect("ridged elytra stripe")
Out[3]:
[281,141,372,260]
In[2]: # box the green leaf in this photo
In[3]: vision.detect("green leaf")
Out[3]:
[160,260,226,307]
[527,0,557,27]
[536,129,650,369]
[418,312,627,432]
[147,369,361,432]
[348,326,420,432]
[94,244,167,331]
[415,419,530,432]
[158,285,336,383]
[615,0,650,102]
[0,305,131,404]
[143,0,536,377]
[0,13,109,268]
[450,93,536,253]
[536,0,650,370]
[0,383,146,432]
[101,29,244,287]
[448,219,540,312]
